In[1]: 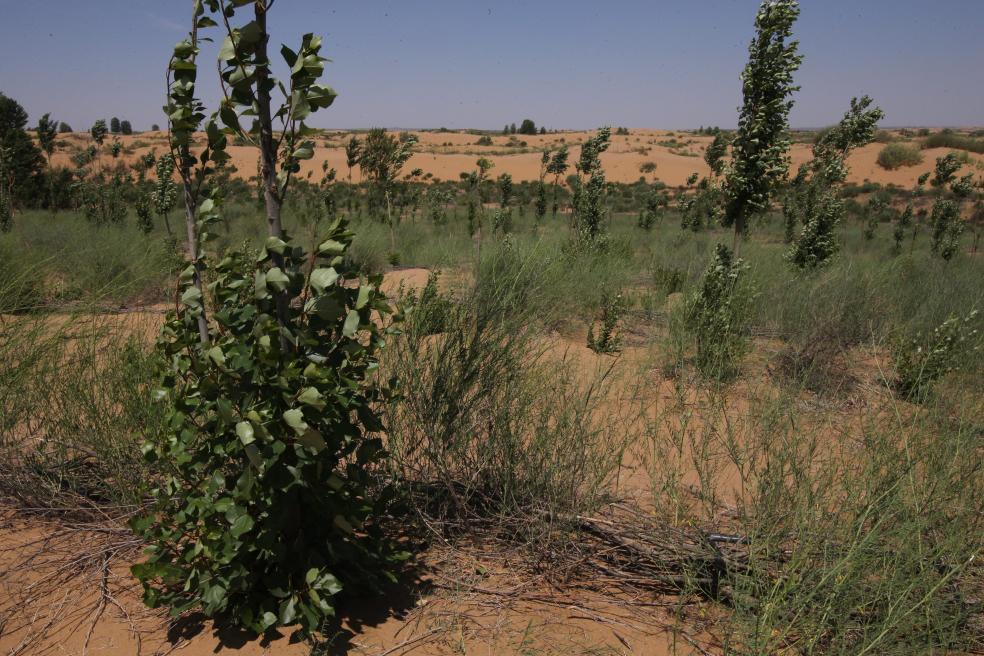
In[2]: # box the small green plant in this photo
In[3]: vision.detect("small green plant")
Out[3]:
[893,310,979,401]
[893,203,913,253]
[587,292,623,354]
[475,135,493,146]
[685,244,751,380]
[929,153,972,260]
[152,153,177,237]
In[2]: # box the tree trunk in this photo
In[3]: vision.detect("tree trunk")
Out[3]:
[177,5,209,346]
[254,2,290,343]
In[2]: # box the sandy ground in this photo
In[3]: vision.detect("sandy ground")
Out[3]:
[0,266,928,656]
[49,129,983,188]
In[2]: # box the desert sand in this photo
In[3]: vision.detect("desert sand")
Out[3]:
[50,129,982,189]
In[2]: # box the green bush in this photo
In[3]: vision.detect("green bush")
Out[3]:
[132,219,405,634]
[893,310,980,401]
[685,244,752,381]
[877,143,923,170]
[922,129,984,154]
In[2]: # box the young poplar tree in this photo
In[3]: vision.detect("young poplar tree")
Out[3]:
[722,0,803,249]
[786,96,884,268]
[929,153,973,260]
[36,113,58,211]
[571,127,611,245]
[344,135,362,182]
[534,149,549,222]
[688,0,801,378]
[133,0,404,635]
[547,144,569,217]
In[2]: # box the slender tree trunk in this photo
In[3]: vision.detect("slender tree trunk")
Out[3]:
[177,6,209,345]
[255,2,290,342]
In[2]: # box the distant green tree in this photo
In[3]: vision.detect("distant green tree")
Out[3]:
[36,113,59,210]
[518,119,537,135]
[0,92,44,208]
[90,119,108,145]
[722,0,803,247]
[120,120,133,135]
[539,126,547,135]
[360,128,417,251]
[503,124,509,135]
[510,122,517,135]
[570,127,612,244]
[110,117,121,134]
[497,172,513,208]
[534,150,549,222]
[547,144,569,216]
[151,123,160,132]
[344,135,362,182]
[58,121,72,133]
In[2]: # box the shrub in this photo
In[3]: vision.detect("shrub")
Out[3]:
[475,135,493,146]
[922,129,984,154]
[876,143,923,170]
[685,244,752,381]
[133,220,404,634]
[586,292,624,354]
[894,310,979,401]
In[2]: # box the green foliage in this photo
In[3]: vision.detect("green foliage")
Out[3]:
[685,244,751,380]
[135,192,153,234]
[132,218,403,635]
[344,136,361,181]
[399,270,452,335]
[680,178,723,232]
[152,153,177,236]
[638,187,668,230]
[893,310,979,401]
[0,92,45,206]
[922,129,984,154]
[723,0,803,238]
[703,130,728,176]
[90,119,108,145]
[121,120,133,135]
[586,291,624,354]
[110,117,121,134]
[893,203,913,253]
[497,172,513,208]
[877,142,923,170]
[475,135,493,146]
[570,127,612,245]
[787,96,884,267]
[518,119,537,135]
[928,154,971,260]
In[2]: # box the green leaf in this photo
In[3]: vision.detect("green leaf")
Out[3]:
[266,267,289,293]
[318,239,345,255]
[283,408,309,435]
[298,429,327,453]
[342,310,360,337]
[230,514,254,538]
[309,267,338,294]
[355,285,372,310]
[298,387,326,410]
[236,421,255,445]
[206,346,226,366]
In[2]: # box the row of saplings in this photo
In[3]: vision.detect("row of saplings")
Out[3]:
[91,0,979,643]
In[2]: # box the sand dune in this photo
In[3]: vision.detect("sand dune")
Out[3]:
[50,129,983,189]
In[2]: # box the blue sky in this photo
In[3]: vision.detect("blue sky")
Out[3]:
[1,1,981,131]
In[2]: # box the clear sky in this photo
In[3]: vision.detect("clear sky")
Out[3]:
[1,1,981,131]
